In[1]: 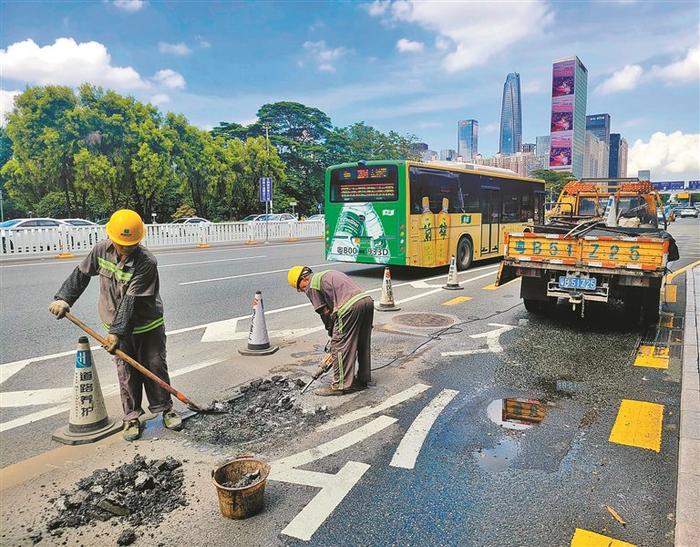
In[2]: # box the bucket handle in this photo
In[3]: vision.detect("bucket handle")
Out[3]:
[211,454,256,479]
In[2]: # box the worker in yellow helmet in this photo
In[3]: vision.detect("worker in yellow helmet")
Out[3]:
[48,209,181,441]
[288,266,374,395]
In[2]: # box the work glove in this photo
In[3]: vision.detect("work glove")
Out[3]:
[48,300,70,319]
[312,353,333,380]
[103,334,119,354]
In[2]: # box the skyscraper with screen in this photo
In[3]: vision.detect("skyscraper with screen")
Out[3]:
[549,56,588,178]
[457,120,478,161]
[499,73,522,155]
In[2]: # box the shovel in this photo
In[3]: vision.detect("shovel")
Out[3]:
[65,313,226,414]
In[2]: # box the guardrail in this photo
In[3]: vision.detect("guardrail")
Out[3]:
[0,221,324,257]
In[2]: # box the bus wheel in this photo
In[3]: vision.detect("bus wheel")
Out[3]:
[456,237,473,271]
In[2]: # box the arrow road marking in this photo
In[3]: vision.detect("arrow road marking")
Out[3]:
[440,323,518,356]
[390,389,459,469]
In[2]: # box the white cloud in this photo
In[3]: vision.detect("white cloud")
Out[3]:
[1,89,21,126]
[649,47,700,82]
[303,40,350,72]
[158,42,191,56]
[0,38,148,90]
[152,69,186,90]
[481,122,499,134]
[521,78,547,94]
[149,94,170,106]
[628,131,700,181]
[368,0,553,72]
[113,0,144,12]
[595,64,643,94]
[396,38,424,53]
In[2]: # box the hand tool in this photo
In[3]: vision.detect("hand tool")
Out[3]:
[65,313,226,414]
[300,343,333,395]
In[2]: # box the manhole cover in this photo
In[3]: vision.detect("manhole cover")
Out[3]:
[392,312,455,328]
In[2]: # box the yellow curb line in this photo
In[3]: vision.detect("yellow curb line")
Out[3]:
[571,528,635,546]
[634,345,670,369]
[665,258,700,284]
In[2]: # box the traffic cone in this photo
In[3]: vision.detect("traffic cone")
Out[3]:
[52,337,120,445]
[238,291,279,355]
[443,255,463,290]
[376,267,401,311]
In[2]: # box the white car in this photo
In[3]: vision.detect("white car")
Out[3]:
[170,217,211,224]
[240,214,264,222]
[62,218,98,226]
[305,214,324,222]
[0,218,69,229]
[254,213,296,222]
[679,207,698,218]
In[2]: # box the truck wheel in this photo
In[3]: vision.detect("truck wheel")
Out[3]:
[642,287,660,324]
[456,237,473,271]
[523,299,543,314]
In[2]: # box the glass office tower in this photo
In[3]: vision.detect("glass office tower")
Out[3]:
[499,73,522,155]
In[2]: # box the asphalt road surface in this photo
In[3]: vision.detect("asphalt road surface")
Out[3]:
[0,218,697,546]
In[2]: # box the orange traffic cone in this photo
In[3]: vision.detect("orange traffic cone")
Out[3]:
[52,337,120,445]
[376,267,401,311]
[238,291,279,355]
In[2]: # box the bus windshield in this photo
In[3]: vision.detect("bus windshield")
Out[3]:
[330,165,398,202]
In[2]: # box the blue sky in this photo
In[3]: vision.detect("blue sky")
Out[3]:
[1,0,699,179]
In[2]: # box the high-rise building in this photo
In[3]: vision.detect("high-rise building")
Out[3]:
[584,132,608,178]
[521,143,536,153]
[586,114,610,177]
[608,134,628,177]
[499,73,522,155]
[440,149,456,161]
[536,135,550,157]
[549,56,588,178]
[421,150,438,162]
[473,152,544,177]
[457,120,478,160]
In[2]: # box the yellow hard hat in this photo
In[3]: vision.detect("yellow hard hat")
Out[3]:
[106,209,145,246]
[287,266,305,289]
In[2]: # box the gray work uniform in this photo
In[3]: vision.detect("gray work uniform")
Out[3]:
[55,239,172,421]
[304,270,373,390]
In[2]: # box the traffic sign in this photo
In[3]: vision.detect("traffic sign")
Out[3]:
[259,177,273,203]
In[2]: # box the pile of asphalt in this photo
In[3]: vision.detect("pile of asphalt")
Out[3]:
[183,375,328,447]
[43,455,185,543]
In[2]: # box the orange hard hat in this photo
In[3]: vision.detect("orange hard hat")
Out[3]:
[106,209,145,246]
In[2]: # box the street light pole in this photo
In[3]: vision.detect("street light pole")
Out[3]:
[0,189,4,222]
[263,122,271,243]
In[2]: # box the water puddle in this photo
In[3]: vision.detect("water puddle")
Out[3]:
[486,398,545,431]
[473,436,519,472]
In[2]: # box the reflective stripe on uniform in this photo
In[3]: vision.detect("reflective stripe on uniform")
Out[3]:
[335,291,369,335]
[97,257,134,283]
[103,316,164,335]
[310,271,329,290]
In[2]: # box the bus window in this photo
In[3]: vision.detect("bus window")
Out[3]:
[409,167,463,214]
[330,165,398,202]
[458,173,480,212]
[521,193,533,221]
[502,193,520,222]
[534,192,545,224]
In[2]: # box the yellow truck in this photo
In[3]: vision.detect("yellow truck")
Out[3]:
[497,180,679,323]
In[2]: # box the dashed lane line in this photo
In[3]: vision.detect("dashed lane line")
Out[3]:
[633,345,670,369]
[570,528,635,547]
[442,296,472,306]
[608,399,664,452]
[390,389,458,469]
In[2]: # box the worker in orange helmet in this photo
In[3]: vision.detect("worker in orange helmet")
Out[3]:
[48,209,181,441]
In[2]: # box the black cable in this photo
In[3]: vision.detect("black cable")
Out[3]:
[371,301,524,371]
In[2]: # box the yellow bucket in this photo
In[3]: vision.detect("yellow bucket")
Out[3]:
[212,457,270,519]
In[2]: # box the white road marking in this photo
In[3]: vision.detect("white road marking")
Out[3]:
[318,384,431,432]
[396,270,498,305]
[409,264,499,288]
[389,389,458,469]
[279,461,370,542]
[0,358,224,432]
[159,255,265,268]
[272,415,398,468]
[441,323,518,356]
[201,316,324,343]
[0,360,32,386]
[179,262,334,285]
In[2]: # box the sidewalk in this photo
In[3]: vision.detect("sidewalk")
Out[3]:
[676,265,699,546]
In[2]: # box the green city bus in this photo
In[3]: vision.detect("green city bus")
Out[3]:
[324,160,546,269]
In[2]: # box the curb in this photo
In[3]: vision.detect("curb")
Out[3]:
[675,266,699,547]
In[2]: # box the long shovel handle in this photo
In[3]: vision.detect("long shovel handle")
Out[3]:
[64,312,203,411]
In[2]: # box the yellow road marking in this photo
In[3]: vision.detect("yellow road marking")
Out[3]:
[571,528,635,547]
[634,345,670,369]
[609,399,664,452]
[664,284,677,303]
[482,277,520,290]
[442,296,472,306]
[659,314,674,328]
[665,258,700,284]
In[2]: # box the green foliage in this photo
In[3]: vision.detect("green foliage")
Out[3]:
[172,204,196,220]
[530,169,576,200]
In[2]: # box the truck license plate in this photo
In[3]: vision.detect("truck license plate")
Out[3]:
[559,276,597,290]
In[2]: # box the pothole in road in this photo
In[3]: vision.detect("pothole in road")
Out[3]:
[473,436,519,472]
[392,312,457,328]
[486,398,545,431]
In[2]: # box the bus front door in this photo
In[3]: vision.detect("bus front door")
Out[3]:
[480,189,501,256]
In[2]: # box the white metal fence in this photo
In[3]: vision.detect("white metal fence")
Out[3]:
[0,221,324,257]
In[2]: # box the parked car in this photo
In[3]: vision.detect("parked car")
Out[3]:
[0,218,69,229]
[171,217,211,224]
[240,214,264,222]
[679,207,699,218]
[62,218,98,226]
[305,214,324,222]
[255,213,296,222]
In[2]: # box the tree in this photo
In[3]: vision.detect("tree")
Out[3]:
[530,169,576,200]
